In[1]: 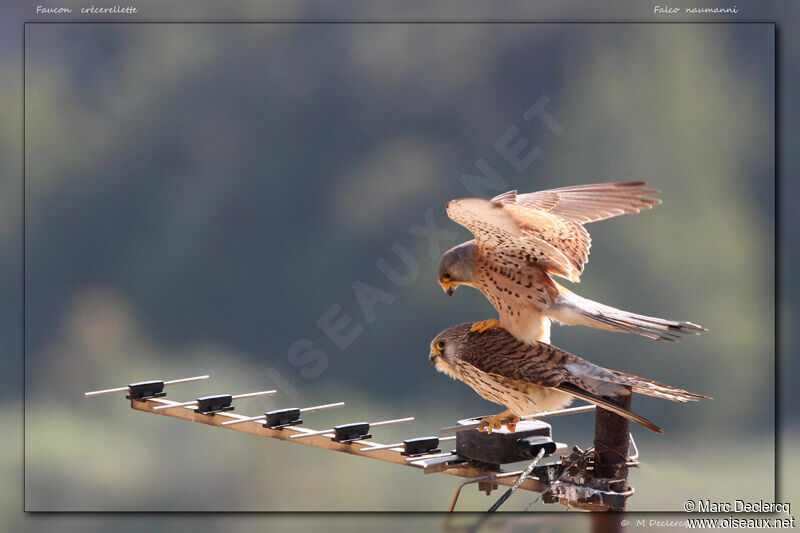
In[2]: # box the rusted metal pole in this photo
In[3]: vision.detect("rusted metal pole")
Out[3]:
[591,392,632,533]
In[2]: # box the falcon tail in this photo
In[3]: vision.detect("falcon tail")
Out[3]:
[549,289,707,342]
[557,384,663,434]
[608,370,711,402]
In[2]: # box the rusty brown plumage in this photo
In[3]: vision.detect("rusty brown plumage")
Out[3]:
[446,181,661,282]
[440,182,706,344]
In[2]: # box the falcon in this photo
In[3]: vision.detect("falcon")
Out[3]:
[429,323,709,433]
[438,182,706,344]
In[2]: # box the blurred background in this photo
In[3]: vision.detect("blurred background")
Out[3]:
[18,22,775,513]
[0,4,787,527]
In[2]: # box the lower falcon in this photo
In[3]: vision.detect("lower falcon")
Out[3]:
[429,323,709,434]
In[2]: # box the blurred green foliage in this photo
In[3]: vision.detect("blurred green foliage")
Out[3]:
[19,23,774,512]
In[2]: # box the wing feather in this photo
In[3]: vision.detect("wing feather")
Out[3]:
[501,181,662,225]
[446,198,580,281]
[460,326,708,404]
[450,182,661,282]
[457,329,663,433]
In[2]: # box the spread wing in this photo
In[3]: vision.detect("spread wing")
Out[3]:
[493,181,661,225]
[448,182,661,282]
[494,182,662,272]
[446,198,582,282]
[502,201,591,280]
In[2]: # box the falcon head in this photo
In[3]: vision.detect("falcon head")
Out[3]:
[428,323,472,377]
[438,242,476,296]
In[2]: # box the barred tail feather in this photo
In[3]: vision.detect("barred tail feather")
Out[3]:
[609,370,711,402]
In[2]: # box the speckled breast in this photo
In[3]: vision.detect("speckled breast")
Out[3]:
[474,249,557,316]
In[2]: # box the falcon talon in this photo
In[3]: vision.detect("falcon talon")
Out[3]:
[503,415,520,433]
[477,411,514,434]
[469,319,503,334]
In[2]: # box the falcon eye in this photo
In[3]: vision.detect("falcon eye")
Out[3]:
[436,340,446,351]
[442,271,452,281]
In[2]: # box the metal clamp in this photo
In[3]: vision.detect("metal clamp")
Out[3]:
[84,375,211,401]
[290,417,414,443]
[221,402,345,429]
[152,390,277,414]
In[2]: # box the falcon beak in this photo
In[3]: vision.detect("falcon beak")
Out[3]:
[440,281,456,296]
[428,351,437,364]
